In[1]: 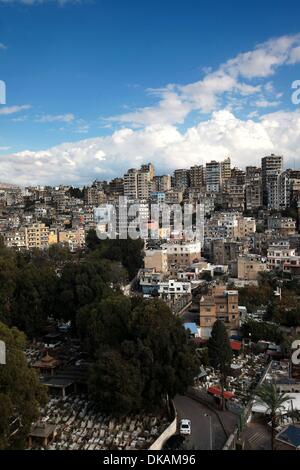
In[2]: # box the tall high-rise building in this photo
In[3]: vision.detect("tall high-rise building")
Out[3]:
[287,170,300,204]
[137,171,152,199]
[206,161,221,193]
[221,157,231,181]
[108,177,124,196]
[230,167,245,185]
[261,154,283,207]
[189,165,204,189]
[124,163,155,200]
[84,187,107,206]
[141,163,155,180]
[263,170,290,210]
[245,166,262,211]
[245,166,261,183]
[124,168,138,199]
[245,184,262,211]
[154,175,172,192]
[174,169,190,189]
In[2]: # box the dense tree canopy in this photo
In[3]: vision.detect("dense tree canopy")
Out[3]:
[86,230,144,280]
[84,298,199,415]
[0,243,58,337]
[0,322,47,449]
[0,237,197,421]
[0,237,140,337]
[238,283,272,313]
[67,187,84,200]
[241,319,283,343]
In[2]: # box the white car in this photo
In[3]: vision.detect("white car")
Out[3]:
[179,419,191,435]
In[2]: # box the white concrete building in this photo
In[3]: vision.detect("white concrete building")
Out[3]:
[267,241,296,269]
[158,280,191,300]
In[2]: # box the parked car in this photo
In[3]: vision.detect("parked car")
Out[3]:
[179,419,191,435]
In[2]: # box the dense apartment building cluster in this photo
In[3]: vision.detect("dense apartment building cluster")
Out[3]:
[120,155,300,214]
[0,185,88,251]
[1,153,300,336]
[124,154,300,336]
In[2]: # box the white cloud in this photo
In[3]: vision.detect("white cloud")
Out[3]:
[2,33,300,186]
[110,89,191,127]
[36,113,75,123]
[0,104,31,115]
[111,33,300,127]
[3,109,300,186]
[0,43,7,50]
[288,46,300,64]
[255,99,281,108]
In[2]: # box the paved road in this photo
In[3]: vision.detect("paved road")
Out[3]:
[174,395,227,450]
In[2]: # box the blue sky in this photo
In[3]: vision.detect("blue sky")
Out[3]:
[1,0,300,185]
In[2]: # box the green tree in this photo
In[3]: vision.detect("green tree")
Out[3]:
[0,244,59,338]
[10,263,57,338]
[86,231,144,280]
[89,349,143,415]
[55,258,110,324]
[0,244,17,325]
[208,320,233,410]
[238,284,272,312]
[85,298,199,415]
[76,294,132,355]
[254,382,291,450]
[85,228,100,251]
[0,322,47,449]
[241,320,283,343]
[67,186,84,200]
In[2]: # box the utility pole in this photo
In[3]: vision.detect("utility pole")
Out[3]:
[204,413,213,450]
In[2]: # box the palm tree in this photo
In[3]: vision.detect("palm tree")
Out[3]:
[254,382,291,450]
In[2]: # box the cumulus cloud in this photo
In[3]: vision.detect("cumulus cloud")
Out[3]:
[287,46,300,64]
[2,109,300,186]
[111,34,300,126]
[2,33,300,186]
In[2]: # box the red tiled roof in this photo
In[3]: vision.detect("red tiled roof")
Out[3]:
[230,340,242,351]
[207,386,235,400]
